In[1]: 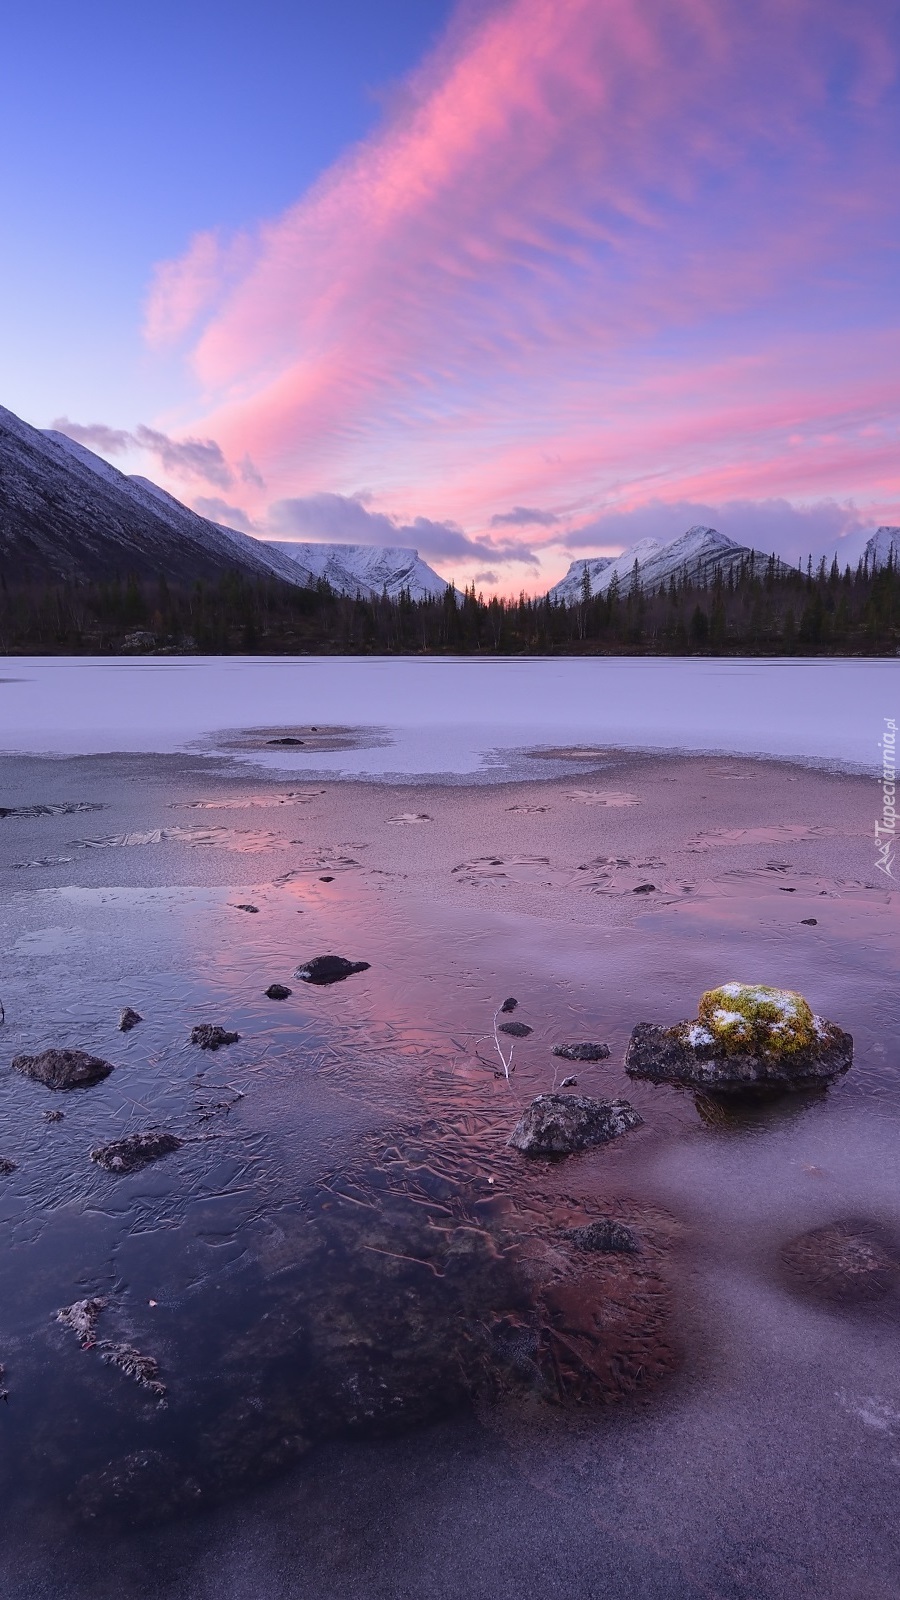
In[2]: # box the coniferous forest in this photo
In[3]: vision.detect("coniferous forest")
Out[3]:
[1,551,898,657]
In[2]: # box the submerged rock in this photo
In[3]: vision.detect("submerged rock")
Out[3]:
[57,1298,107,1346]
[0,1157,16,1175]
[234,903,259,914]
[11,1048,114,1090]
[552,1041,611,1062]
[265,982,292,1000]
[780,1220,900,1305]
[294,954,370,985]
[498,1020,532,1038]
[118,1006,143,1032]
[560,1076,578,1088]
[56,1297,166,1401]
[90,1130,183,1174]
[569,1219,639,1254]
[625,982,852,1096]
[190,1024,240,1050]
[508,1093,643,1156]
[43,1109,65,1123]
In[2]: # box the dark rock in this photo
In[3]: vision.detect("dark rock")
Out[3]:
[498,1020,532,1038]
[56,1298,166,1400]
[0,1157,16,1175]
[625,1017,852,1096]
[560,1075,578,1088]
[267,737,305,745]
[508,1093,643,1156]
[633,883,656,894]
[552,1041,611,1062]
[74,1450,202,1522]
[43,1109,65,1123]
[234,903,259,914]
[57,1297,107,1346]
[90,1130,183,1174]
[265,983,292,1000]
[190,1024,240,1050]
[500,998,519,1013]
[780,1220,900,1305]
[801,918,818,926]
[118,1006,143,1032]
[318,875,334,883]
[569,1219,639,1254]
[294,955,370,985]
[11,1048,114,1090]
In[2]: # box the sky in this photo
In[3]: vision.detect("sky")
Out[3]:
[3,0,899,591]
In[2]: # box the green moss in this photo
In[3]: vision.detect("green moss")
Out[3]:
[696,983,817,1058]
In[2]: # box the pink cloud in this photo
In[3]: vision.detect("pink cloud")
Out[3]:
[143,0,900,583]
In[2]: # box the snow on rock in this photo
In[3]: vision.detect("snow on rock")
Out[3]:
[548,526,788,602]
[865,527,900,570]
[267,541,449,601]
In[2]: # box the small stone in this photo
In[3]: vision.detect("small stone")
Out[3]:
[500,998,519,1014]
[11,1048,114,1090]
[508,1093,643,1157]
[801,918,818,926]
[560,1075,578,1088]
[91,1131,183,1175]
[552,1042,611,1062]
[190,1024,240,1050]
[234,904,259,914]
[118,1007,143,1032]
[294,955,370,985]
[43,1109,65,1123]
[569,1218,639,1254]
[0,1157,16,1176]
[633,883,656,894]
[498,1020,532,1038]
[267,737,305,745]
[265,983,292,1000]
[318,876,334,883]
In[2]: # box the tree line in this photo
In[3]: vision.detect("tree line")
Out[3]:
[0,549,897,656]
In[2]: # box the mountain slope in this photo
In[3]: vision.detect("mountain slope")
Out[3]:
[549,525,788,601]
[267,540,449,600]
[865,526,900,569]
[0,406,307,587]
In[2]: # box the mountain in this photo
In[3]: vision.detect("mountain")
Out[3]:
[548,525,787,601]
[267,540,449,600]
[865,526,900,569]
[0,404,308,588]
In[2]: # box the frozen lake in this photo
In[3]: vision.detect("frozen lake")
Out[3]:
[0,655,893,773]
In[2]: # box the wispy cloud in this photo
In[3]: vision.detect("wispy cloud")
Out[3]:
[491,506,560,527]
[193,496,256,532]
[142,0,900,582]
[51,418,131,454]
[52,416,234,490]
[269,492,536,566]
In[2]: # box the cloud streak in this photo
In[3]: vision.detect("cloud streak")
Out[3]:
[142,0,900,583]
[52,417,234,490]
[269,492,536,566]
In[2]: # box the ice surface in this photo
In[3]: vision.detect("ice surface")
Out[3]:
[0,656,886,775]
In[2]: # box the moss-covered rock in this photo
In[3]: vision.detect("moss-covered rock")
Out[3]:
[695,982,817,1058]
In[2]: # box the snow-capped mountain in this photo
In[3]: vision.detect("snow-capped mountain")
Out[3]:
[267,541,449,601]
[0,404,308,588]
[864,526,900,569]
[548,525,786,601]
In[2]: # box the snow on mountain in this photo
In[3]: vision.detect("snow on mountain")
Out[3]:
[865,526,900,569]
[0,404,311,589]
[267,541,449,601]
[548,525,786,601]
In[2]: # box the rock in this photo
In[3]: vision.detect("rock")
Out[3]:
[633,883,656,894]
[498,1020,532,1038]
[560,1075,578,1088]
[508,1094,643,1156]
[0,1157,16,1175]
[318,875,334,883]
[500,998,519,1013]
[90,1131,183,1174]
[801,918,818,926]
[293,955,370,985]
[552,1042,611,1062]
[118,1006,143,1032]
[569,1219,639,1254]
[57,1297,107,1346]
[43,1109,65,1123]
[190,1024,240,1050]
[267,737,305,745]
[234,904,259,914]
[11,1048,114,1090]
[625,982,852,1096]
[780,1221,900,1304]
[265,983,292,1000]
[56,1298,166,1400]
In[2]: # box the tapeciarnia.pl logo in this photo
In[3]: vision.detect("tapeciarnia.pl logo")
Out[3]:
[875,716,897,879]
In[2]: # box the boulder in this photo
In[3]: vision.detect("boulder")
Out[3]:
[498,1020,532,1038]
[118,1007,143,1032]
[569,1219,639,1254]
[294,955,370,985]
[190,1025,240,1050]
[508,1093,642,1156]
[552,1042,610,1061]
[90,1131,183,1174]
[625,982,852,1096]
[265,983,292,1000]
[11,1048,114,1090]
